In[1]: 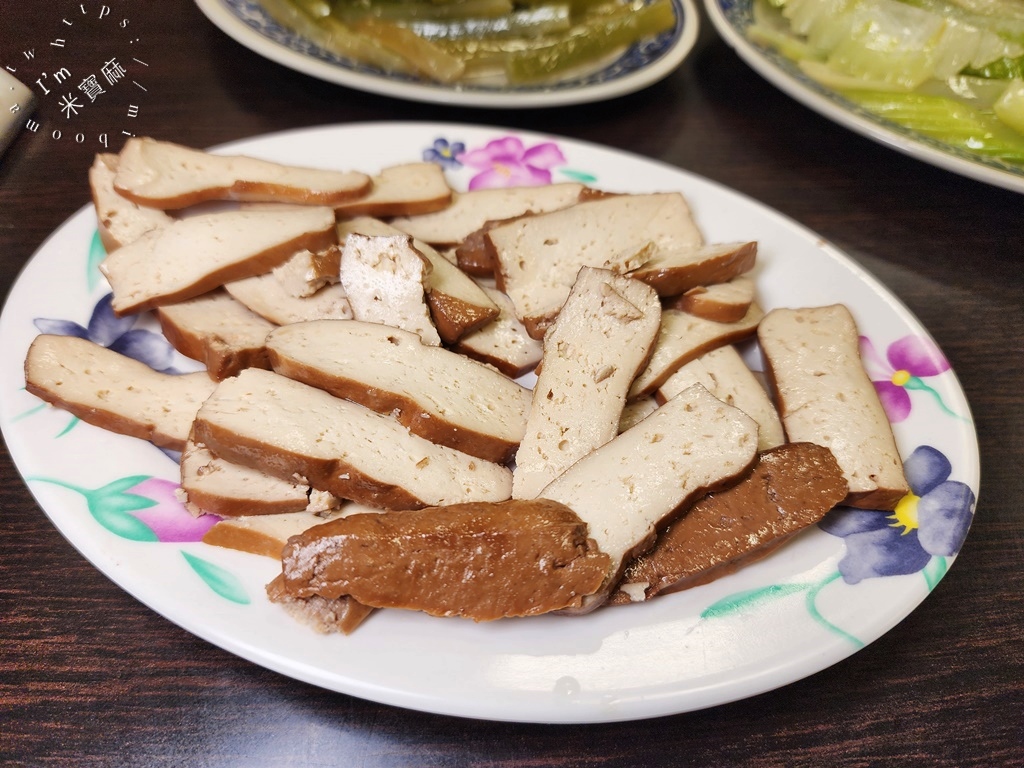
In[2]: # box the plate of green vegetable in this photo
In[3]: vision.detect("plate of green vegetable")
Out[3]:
[705,0,1024,193]
[194,0,699,107]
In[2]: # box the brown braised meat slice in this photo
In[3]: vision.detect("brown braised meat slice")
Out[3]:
[269,499,611,622]
[611,442,848,603]
[264,581,375,635]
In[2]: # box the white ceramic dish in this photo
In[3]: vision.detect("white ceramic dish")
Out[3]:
[704,0,1024,195]
[193,0,698,108]
[1,122,980,723]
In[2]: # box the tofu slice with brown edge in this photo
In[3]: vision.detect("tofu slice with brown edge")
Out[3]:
[24,335,216,452]
[334,162,452,217]
[113,137,372,209]
[338,217,499,343]
[225,273,352,325]
[268,498,611,621]
[272,245,343,298]
[628,304,764,400]
[266,319,532,464]
[201,502,380,558]
[339,233,441,346]
[627,241,757,297]
[155,289,277,381]
[89,153,172,251]
[180,439,315,517]
[656,345,785,452]
[758,304,910,510]
[611,442,849,603]
[192,368,513,510]
[389,182,587,246]
[513,268,661,499]
[453,187,609,278]
[452,284,543,379]
[101,206,337,316]
[540,383,759,611]
[488,193,702,339]
[618,396,659,433]
[670,274,756,323]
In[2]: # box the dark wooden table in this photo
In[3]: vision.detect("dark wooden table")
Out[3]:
[2,2,1022,765]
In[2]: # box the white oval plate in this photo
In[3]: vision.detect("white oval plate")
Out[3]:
[0,122,980,723]
[193,0,698,108]
[704,0,1024,195]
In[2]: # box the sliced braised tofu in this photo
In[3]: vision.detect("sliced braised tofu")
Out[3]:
[488,193,702,339]
[267,320,532,464]
[656,344,785,452]
[628,304,764,399]
[156,289,276,381]
[192,368,514,510]
[513,268,661,500]
[339,217,499,343]
[24,335,215,452]
[89,153,173,251]
[540,383,759,611]
[670,275,756,323]
[334,162,452,217]
[758,305,909,510]
[113,136,371,208]
[101,206,337,316]
[389,182,586,245]
[627,241,756,297]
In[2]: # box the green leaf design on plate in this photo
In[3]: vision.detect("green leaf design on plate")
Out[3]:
[701,572,865,647]
[27,474,160,542]
[55,415,80,437]
[559,168,598,184]
[13,401,48,421]
[904,376,967,422]
[87,230,106,291]
[922,556,948,591]
[804,571,864,649]
[182,551,250,605]
[700,583,809,619]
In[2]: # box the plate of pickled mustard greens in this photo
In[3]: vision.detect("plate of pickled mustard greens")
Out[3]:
[194,0,699,106]
[705,0,1024,193]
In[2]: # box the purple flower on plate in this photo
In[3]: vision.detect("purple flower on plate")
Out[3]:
[423,138,466,169]
[459,136,567,190]
[859,334,953,423]
[819,446,975,584]
[34,292,180,373]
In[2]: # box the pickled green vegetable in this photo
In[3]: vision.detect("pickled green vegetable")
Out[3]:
[408,5,572,41]
[331,0,515,23]
[505,0,675,82]
[260,0,413,72]
[259,0,677,85]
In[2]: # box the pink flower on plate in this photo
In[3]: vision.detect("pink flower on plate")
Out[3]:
[459,136,567,190]
[859,334,955,423]
[29,473,219,543]
[127,477,220,542]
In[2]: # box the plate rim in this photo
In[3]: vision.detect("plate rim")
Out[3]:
[192,0,700,108]
[0,121,981,723]
[702,0,1024,195]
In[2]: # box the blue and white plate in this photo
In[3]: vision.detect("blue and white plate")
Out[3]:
[705,0,1024,194]
[194,0,698,107]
